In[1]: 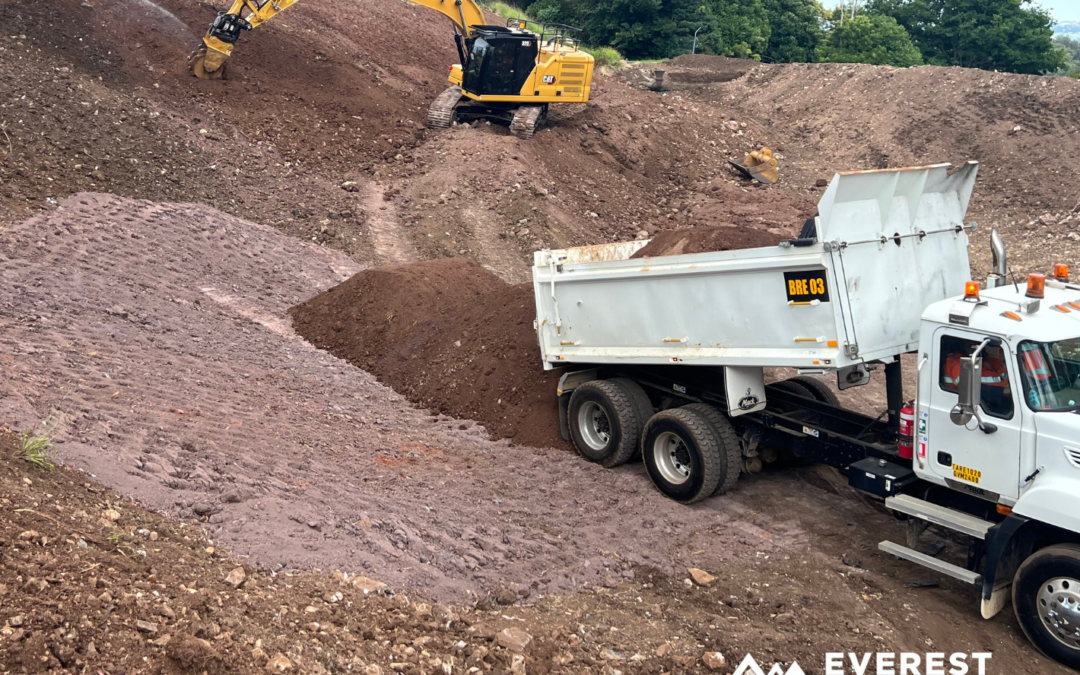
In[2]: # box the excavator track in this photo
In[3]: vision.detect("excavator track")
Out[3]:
[427,86,464,129]
[510,105,547,140]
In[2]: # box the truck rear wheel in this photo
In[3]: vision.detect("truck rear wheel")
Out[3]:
[609,377,654,454]
[642,407,722,503]
[681,403,741,495]
[568,380,645,468]
[788,376,840,406]
[1013,544,1080,670]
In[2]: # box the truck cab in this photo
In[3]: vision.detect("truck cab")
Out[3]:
[531,162,1080,668]
[917,273,1080,530]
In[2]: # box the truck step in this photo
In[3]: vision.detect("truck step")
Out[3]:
[879,541,982,585]
[885,494,994,540]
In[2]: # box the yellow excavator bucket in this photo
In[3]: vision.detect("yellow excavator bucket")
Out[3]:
[729,147,779,185]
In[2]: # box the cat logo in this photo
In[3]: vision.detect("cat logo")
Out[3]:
[542,75,556,84]
[733,654,806,675]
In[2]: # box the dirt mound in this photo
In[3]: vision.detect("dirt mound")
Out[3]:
[290,259,566,448]
[1,0,816,281]
[664,54,756,82]
[631,225,788,258]
[709,62,1080,276]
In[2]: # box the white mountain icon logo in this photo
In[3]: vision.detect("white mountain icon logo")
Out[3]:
[732,653,806,675]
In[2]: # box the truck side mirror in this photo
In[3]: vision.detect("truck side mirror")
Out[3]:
[949,354,982,426]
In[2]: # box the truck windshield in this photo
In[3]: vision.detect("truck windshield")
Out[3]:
[1018,338,1080,412]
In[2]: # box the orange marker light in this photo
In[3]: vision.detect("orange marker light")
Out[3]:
[1070,301,1080,310]
[1027,273,1046,299]
[997,504,1013,516]
[1002,311,1022,322]
[964,281,980,301]
[1055,264,1070,282]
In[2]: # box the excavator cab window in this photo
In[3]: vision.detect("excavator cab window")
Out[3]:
[463,33,538,97]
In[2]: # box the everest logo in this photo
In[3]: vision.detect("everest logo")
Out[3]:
[733,653,806,675]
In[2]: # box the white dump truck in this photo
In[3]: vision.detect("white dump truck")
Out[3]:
[532,162,1080,669]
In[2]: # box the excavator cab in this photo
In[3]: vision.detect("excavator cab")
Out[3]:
[462,28,540,97]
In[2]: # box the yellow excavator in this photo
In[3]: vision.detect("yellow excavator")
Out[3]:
[189,0,595,139]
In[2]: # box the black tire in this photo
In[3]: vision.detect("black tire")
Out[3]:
[568,380,645,468]
[768,380,816,466]
[788,376,840,406]
[770,379,816,399]
[609,378,654,452]
[642,407,722,503]
[681,403,742,495]
[1013,544,1080,670]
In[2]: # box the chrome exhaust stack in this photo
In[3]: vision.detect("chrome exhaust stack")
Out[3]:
[987,228,1007,288]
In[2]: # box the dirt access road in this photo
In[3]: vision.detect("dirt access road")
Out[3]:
[0,194,1068,674]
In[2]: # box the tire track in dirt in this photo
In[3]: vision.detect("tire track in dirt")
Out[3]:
[363,181,414,265]
[0,192,799,602]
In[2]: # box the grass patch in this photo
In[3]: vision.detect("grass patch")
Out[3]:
[584,46,623,68]
[20,429,56,471]
[485,2,542,32]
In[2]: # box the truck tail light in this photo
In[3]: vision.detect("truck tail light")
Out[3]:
[1027,273,1045,299]
[1055,264,1070,282]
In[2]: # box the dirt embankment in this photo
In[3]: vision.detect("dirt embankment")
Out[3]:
[708,62,1080,276]
[289,259,566,449]
[631,225,789,258]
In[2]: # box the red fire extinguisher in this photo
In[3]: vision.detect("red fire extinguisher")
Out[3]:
[898,401,915,460]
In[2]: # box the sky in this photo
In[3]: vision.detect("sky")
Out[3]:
[825,1,1080,23]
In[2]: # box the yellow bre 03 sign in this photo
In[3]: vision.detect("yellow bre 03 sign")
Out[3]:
[783,270,830,303]
[952,464,982,484]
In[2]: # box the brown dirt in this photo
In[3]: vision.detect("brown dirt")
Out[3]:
[289,260,566,450]
[8,1,1080,670]
[0,0,818,282]
[705,62,1080,278]
[631,225,789,258]
[0,429,856,675]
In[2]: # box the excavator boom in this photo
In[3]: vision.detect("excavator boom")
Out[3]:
[408,0,486,38]
[190,0,487,79]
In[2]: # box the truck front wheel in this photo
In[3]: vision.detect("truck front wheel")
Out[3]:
[568,380,645,468]
[642,407,723,503]
[1013,544,1080,669]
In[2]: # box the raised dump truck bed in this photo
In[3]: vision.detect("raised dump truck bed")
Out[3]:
[532,163,980,403]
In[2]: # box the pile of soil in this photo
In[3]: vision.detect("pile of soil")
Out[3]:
[290,259,566,449]
[631,225,787,258]
[709,62,1080,276]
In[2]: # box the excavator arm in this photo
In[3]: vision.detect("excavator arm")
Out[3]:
[190,0,487,79]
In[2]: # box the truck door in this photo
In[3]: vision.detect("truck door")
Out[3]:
[925,329,1022,500]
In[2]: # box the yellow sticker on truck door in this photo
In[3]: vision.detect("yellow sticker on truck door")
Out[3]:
[952,464,982,484]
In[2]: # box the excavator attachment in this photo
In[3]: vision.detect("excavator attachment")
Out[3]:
[189,0,300,79]
[729,147,779,185]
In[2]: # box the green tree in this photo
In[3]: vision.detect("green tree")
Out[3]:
[816,14,923,66]
[866,0,1066,74]
[763,0,824,62]
[1053,34,1080,76]
[707,0,771,58]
